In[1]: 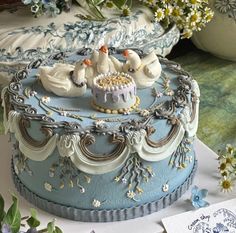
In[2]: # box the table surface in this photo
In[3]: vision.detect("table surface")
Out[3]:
[1,134,235,233]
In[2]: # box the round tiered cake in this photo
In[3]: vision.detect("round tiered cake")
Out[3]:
[2,47,200,222]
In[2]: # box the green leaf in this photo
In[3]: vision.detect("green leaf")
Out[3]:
[112,0,127,9]
[4,195,21,233]
[126,0,132,8]
[0,194,6,224]
[0,194,5,220]
[91,0,105,6]
[53,226,63,233]
[47,220,55,233]
[30,208,37,219]
[27,216,40,228]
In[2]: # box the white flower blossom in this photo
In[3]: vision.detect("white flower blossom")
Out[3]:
[162,183,169,192]
[140,109,150,117]
[41,96,51,103]
[94,120,106,128]
[127,190,136,199]
[44,182,53,192]
[92,199,101,208]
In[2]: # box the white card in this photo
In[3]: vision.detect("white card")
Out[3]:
[162,198,236,233]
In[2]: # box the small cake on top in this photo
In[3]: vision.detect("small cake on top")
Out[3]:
[91,72,139,114]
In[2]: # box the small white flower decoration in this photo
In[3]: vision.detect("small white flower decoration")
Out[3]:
[94,120,106,128]
[114,176,120,182]
[156,92,163,98]
[44,182,53,192]
[162,182,169,192]
[122,177,127,184]
[139,109,150,117]
[30,91,37,96]
[123,110,131,115]
[41,96,51,103]
[60,111,68,116]
[92,199,101,208]
[127,190,136,199]
[166,90,174,96]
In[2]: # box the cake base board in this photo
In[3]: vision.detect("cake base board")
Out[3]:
[11,159,197,222]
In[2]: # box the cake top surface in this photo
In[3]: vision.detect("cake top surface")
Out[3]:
[3,47,200,128]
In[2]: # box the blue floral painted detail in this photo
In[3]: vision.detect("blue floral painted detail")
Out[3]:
[213,208,236,229]
[191,185,209,209]
[212,223,229,233]
[6,11,166,51]
[191,208,236,232]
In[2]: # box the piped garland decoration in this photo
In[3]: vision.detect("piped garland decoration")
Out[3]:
[114,153,155,201]
[13,150,33,177]
[169,137,194,170]
[46,157,91,193]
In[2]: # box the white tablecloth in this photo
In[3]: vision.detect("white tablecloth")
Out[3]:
[0,135,234,233]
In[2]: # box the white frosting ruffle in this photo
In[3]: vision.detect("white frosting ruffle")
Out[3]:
[2,79,200,174]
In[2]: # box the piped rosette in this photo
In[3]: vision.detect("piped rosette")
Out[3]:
[91,72,140,114]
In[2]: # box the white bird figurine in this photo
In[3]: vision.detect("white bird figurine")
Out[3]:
[85,45,123,88]
[122,49,162,88]
[85,50,99,87]
[39,59,92,97]
[96,45,116,74]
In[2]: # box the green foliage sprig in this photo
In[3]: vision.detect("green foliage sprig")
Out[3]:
[0,193,63,233]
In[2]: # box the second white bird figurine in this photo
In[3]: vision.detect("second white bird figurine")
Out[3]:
[85,45,123,88]
[122,49,162,88]
[39,59,92,97]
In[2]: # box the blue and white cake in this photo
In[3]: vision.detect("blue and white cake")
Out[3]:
[2,47,200,222]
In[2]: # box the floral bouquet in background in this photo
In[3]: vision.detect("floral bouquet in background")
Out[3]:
[21,0,214,39]
[75,0,214,38]
[21,0,72,17]
[218,144,236,193]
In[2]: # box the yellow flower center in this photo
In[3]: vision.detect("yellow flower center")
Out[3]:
[190,0,198,4]
[172,8,181,17]
[156,11,163,19]
[222,180,231,189]
[226,158,233,164]
[219,163,227,171]
[191,13,199,22]
[221,171,228,177]
[122,8,130,16]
